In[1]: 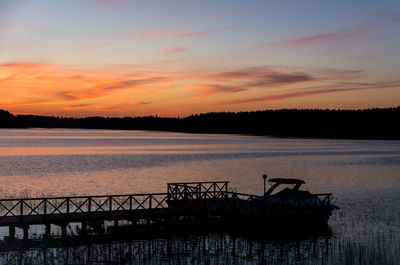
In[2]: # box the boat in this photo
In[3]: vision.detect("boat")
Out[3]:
[166,176,338,229]
[257,177,339,226]
[263,178,338,208]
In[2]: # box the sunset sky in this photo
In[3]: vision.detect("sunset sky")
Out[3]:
[1,0,400,117]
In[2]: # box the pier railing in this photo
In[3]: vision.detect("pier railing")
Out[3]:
[167,181,229,200]
[0,181,333,226]
[0,193,169,225]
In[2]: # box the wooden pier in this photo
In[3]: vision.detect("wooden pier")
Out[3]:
[0,181,333,240]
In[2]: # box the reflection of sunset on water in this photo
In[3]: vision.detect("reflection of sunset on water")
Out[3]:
[0,129,399,215]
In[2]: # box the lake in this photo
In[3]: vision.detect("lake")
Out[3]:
[0,129,399,264]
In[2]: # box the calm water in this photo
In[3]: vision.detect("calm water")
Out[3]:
[0,129,399,264]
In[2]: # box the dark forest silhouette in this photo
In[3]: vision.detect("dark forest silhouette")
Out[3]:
[1,107,399,139]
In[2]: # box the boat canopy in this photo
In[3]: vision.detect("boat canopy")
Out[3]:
[264,178,305,197]
[268,178,305,185]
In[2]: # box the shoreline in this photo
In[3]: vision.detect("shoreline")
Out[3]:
[1,107,399,140]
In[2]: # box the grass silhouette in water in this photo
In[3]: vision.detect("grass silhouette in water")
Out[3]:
[0,213,399,265]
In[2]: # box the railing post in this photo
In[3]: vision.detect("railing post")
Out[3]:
[88,197,91,215]
[147,195,152,226]
[109,196,112,212]
[213,183,216,198]
[66,198,70,216]
[129,195,132,211]
[184,184,187,200]
[149,195,152,211]
[44,199,47,218]
[20,200,23,221]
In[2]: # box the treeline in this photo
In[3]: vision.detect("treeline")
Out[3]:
[1,107,399,139]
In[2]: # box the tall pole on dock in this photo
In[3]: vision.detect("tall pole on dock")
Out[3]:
[262,174,267,194]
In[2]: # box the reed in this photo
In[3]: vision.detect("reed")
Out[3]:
[0,211,398,265]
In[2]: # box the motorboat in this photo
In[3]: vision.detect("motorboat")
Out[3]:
[263,178,338,209]
[166,177,338,228]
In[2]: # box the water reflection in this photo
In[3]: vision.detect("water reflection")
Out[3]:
[0,129,399,264]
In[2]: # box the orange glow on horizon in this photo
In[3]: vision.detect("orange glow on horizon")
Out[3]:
[1,62,399,117]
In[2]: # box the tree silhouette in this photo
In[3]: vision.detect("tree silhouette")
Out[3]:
[1,107,399,139]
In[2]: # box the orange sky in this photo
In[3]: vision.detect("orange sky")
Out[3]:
[1,1,400,117]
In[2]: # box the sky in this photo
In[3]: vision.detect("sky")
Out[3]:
[0,0,400,117]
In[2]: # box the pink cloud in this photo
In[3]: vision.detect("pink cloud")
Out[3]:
[279,28,372,46]
[315,69,365,80]
[188,84,246,98]
[187,66,386,102]
[218,87,353,105]
[244,27,376,52]
[207,67,314,81]
[158,45,188,56]
[0,61,181,107]
[186,66,317,99]
[124,29,217,39]
[218,80,400,105]
[204,66,315,89]
[84,29,218,52]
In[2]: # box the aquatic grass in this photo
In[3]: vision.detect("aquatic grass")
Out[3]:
[0,212,398,265]
[0,192,399,264]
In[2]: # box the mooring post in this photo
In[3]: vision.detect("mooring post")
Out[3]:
[262,174,268,194]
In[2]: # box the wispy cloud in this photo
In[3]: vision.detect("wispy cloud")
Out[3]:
[218,80,400,105]
[189,66,316,98]
[2,61,398,116]
[84,29,218,52]
[94,77,169,91]
[158,45,188,56]
[277,28,372,47]
[314,69,365,80]
[125,29,217,39]
[184,65,399,106]
[57,91,79,101]
[63,104,91,110]
[242,27,375,53]
[0,62,180,109]
[207,67,315,84]
[188,84,246,98]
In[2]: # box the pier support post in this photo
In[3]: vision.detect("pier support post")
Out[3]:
[114,220,118,227]
[45,223,51,237]
[88,220,104,235]
[81,221,87,236]
[9,225,15,239]
[61,223,67,238]
[23,225,29,240]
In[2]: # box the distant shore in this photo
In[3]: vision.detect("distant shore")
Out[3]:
[1,107,399,140]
